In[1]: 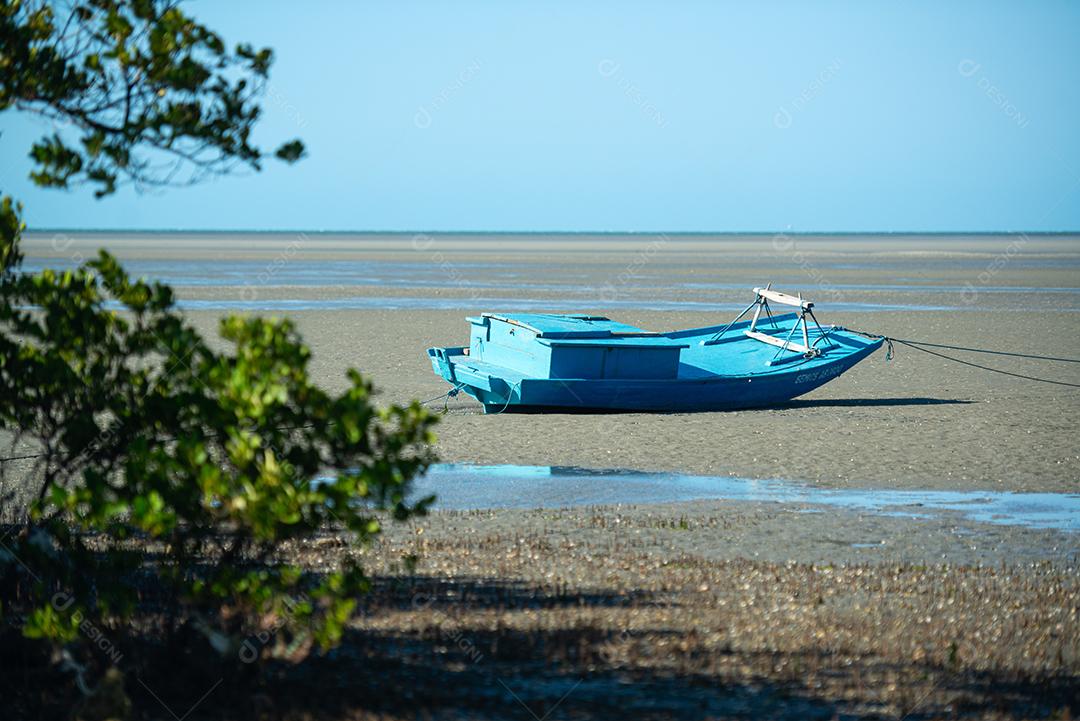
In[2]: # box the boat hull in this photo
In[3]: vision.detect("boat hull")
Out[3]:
[428,330,883,413]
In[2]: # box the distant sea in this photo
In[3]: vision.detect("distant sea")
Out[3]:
[18,231,1080,313]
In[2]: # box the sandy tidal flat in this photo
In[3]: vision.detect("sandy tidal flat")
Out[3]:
[14,231,1080,493]
[5,232,1078,719]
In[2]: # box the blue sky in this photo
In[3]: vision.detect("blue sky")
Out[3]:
[2,0,1079,232]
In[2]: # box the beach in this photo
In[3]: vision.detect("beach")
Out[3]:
[212,306,1079,492]
[8,231,1078,719]
[19,231,1078,491]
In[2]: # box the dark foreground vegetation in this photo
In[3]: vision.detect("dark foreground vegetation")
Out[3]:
[1,1,435,715]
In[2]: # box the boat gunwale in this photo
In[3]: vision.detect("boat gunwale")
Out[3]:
[432,335,882,384]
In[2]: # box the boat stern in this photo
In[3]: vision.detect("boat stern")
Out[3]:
[427,346,465,384]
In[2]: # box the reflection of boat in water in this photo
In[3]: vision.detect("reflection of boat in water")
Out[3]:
[427,286,884,413]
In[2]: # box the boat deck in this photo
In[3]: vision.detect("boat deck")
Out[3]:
[672,314,865,378]
[448,313,873,382]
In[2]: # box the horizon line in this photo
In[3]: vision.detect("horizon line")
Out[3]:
[21,228,1080,236]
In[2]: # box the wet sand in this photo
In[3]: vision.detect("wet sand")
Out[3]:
[274,501,1078,720]
[7,232,1079,719]
[193,306,1074,493]
[14,231,1080,492]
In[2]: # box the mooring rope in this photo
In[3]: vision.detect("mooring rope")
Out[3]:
[419,383,465,407]
[419,382,467,414]
[839,327,1080,389]
[0,423,322,465]
[0,453,44,463]
[3,331,1074,465]
[487,380,523,415]
[889,339,1080,364]
[1,386,477,465]
[892,339,1080,388]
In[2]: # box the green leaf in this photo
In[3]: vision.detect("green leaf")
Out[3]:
[274,140,306,163]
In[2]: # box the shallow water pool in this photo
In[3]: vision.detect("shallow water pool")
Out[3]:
[404,464,1080,532]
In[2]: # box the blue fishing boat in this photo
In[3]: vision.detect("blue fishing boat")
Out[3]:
[427,286,885,412]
